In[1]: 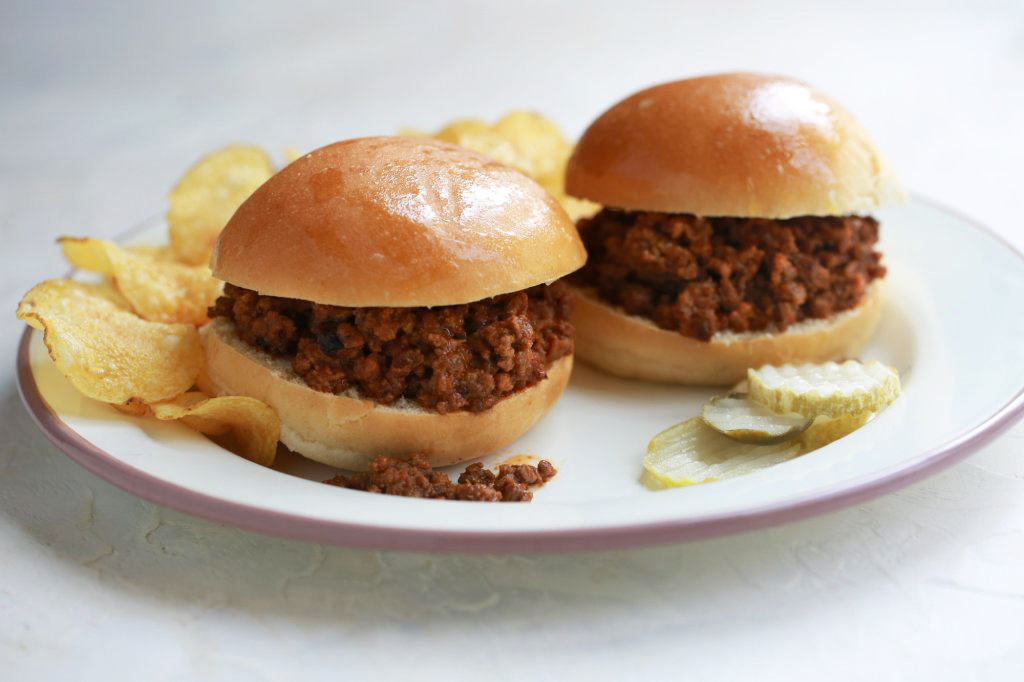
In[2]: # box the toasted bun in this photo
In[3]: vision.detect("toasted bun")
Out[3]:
[566,73,904,218]
[198,319,573,469]
[211,136,586,306]
[571,282,883,385]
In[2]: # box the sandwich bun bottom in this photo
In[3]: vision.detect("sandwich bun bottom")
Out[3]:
[198,319,573,470]
[571,281,883,386]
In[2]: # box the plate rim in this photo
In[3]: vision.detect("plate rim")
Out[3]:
[16,197,1024,553]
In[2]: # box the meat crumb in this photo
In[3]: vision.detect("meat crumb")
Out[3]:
[324,453,557,502]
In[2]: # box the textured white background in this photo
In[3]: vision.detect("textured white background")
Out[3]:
[3,1,1024,680]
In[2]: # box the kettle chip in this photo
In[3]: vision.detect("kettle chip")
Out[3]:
[60,237,222,326]
[411,111,599,222]
[147,392,280,467]
[167,144,274,266]
[17,279,202,404]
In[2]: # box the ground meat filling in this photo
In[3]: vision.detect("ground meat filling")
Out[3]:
[571,209,885,341]
[208,282,574,414]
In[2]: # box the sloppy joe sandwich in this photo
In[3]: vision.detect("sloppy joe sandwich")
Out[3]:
[202,136,586,469]
[565,73,904,384]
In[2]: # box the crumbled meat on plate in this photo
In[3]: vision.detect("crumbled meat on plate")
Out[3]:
[324,453,557,502]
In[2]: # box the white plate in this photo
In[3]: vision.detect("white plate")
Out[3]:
[18,198,1024,552]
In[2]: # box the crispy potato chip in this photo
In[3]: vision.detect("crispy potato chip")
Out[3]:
[436,120,523,168]
[59,237,222,326]
[17,279,202,404]
[112,397,151,417]
[557,195,601,223]
[411,111,600,222]
[150,392,280,466]
[493,111,570,190]
[124,244,178,262]
[167,145,274,265]
[59,237,115,275]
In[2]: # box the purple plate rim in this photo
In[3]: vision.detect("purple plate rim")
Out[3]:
[15,198,1024,554]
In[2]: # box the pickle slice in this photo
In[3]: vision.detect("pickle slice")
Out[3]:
[701,394,812,444]
[799,412,874,452]
[643,417,802,487]
[748,360,900,419]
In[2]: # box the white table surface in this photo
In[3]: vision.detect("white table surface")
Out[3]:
[3,1,1023,679]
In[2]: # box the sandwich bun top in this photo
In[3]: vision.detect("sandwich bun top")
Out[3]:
[566,73,905,218]
[212,136,587,307]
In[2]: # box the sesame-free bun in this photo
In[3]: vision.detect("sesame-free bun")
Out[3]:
[198,319,573,470]
[571,282,883,386]
[212,136,586,307]
[566,73,904,218]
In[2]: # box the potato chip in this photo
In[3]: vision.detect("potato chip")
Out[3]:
[17,279,202,404]
[432,114,558,192]
[559,195,601,223]
[113,397,151,417]
[167,145,274,265]
[493,111,571,191]
[149,392,280,466]
[436,120,523,168]
[124,244,178,262]
[412,111,600,222]
[59,237,116,275]
[59,237,222,326]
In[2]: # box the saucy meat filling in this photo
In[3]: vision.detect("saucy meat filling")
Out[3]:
[571,209,885,341]
[208,282,574,414]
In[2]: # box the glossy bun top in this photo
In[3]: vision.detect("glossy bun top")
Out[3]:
[213,136,586,306]
[566,73,904,218]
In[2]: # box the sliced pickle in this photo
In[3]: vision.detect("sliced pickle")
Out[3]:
[701,394,812,444]
[799,412,874,452]
[748,360,900,419]
[643,417,802,487]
